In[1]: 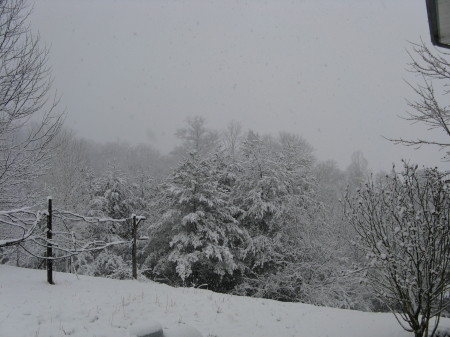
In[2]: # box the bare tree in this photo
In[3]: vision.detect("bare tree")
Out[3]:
[41,130,88,209]
[0,0,63,208]
[222,120,242,159]
[391,42,450,160]
[172,116,219,159]
[346,150,369,190]
[345,164,449,337]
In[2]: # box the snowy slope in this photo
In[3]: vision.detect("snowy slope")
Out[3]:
[0,265,448,337]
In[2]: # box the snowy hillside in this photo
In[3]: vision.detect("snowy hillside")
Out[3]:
[0,265,448,337]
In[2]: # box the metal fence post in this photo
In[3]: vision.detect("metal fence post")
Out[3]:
[132,215,137,279]
[47,198,54,285]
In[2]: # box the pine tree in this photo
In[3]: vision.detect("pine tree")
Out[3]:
[231,132,352,306]
[232,131,317,272]
[88,169,144,239]
[155,152,247,289]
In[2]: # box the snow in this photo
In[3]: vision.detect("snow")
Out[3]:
[128,320,162,337]
[164,325,202,337]
[0,265,449,337]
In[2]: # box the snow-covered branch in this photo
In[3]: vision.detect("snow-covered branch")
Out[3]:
[0,203,144,261]
[345,164,450,337]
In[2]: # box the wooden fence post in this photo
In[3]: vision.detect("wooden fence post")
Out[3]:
[132,215,137,279]
[47,197,54,285]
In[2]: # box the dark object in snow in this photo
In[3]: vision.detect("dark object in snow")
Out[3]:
[129,321,203,337]
[138,331,163,337]
[129,321,163,337]
[163,325,203,337]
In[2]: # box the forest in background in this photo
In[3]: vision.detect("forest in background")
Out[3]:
[1,115,386,310]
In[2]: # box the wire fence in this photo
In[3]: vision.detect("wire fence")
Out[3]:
[0,197,146,284]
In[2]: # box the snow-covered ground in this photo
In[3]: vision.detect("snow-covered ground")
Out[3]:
[0,265,448,337]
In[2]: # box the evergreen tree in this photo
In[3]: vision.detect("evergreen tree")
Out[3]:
[154,152,247,290]
[88,169,145,239]
[232,131,316,273]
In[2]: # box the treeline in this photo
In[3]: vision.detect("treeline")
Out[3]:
[1,116,381,310]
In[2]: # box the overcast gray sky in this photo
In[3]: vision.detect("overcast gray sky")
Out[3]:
[31,0,449,172]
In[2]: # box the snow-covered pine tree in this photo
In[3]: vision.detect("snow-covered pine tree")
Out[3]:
[231,132,358,307]
[231,131,317,274]
[76,169,145,278]
[88,169,144,240]
[155,151,247,290]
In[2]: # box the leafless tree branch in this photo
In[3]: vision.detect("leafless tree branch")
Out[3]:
[389,42,450,161]
[0,0,64,208]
